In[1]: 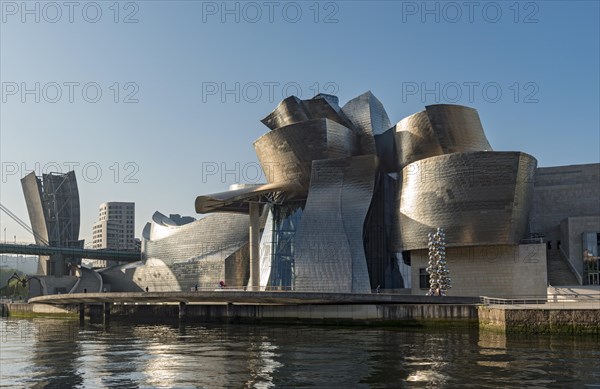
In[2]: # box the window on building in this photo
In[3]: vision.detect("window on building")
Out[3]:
[547,241,552,250]
[557,240,561,250]
[419,268,430,289]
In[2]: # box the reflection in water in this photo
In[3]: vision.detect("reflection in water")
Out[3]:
[1,317,599,388]
[1,318,84,388]
[477,330,509,367]
[244,341,282,388]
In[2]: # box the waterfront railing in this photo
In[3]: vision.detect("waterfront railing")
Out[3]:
[480,294,600,307]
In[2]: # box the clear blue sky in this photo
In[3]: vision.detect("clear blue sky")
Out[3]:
[1,0,599,244]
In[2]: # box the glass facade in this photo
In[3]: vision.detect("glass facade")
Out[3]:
[261,201,304,290]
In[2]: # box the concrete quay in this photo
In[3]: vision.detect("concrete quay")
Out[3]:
[3,291,597,334]
[20,291,478,327]
[106,303,478,327]
[27,291,479,306]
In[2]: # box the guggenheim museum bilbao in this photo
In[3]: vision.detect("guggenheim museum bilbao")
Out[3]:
[23,92,600,297]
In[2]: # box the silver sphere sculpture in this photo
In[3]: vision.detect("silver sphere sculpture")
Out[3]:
[426,227,451,296]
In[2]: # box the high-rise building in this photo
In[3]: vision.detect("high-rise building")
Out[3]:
[92,202,136,251]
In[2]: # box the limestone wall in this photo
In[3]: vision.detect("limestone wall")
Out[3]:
[560,216,600,277]
[531,164,600,243]
[479,307,600,334]
[410,244,547,297]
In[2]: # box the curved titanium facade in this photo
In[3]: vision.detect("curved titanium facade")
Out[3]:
[105,92,544,296]
[253,118,359,188]
[144,211,249,265]
[293,155,377,293]
[138,212,250,289]
[398,151,537,250]
[394,105,492,169]
[341,91,392,155]
[261,94,356,131]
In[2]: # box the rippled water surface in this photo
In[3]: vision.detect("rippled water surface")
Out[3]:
[1,317,599,388]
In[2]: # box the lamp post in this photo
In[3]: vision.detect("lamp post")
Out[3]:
[14,235,17,273]
[2,228,5,270]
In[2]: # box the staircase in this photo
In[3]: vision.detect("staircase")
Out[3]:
[71,266,102,293]
[547,250,579,286]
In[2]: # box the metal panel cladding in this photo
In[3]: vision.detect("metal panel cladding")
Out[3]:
[144,211,249,266]
[260,94,356,131]
[395,104,492,169]
[399,151,537,250]
[253,118,359,188]
[341,91,392,155]
[293,155,377,293]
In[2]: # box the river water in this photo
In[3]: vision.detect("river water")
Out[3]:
[0,317,598,388]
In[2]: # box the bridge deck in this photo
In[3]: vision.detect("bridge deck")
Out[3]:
[0,243,140,262]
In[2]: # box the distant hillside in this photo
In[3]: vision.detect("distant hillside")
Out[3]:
[0,267,25,289]
[0,255,38,275]
[0,268,28,296]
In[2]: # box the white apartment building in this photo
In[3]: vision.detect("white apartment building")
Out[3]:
[91,202,136,250]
